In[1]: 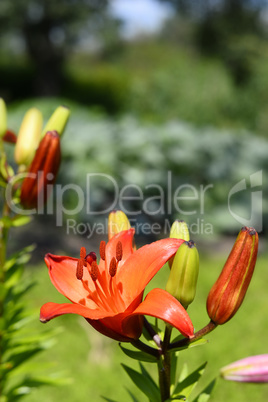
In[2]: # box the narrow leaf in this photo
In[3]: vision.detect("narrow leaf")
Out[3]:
[119,344,158,363]
[4,245,35,271]
[122,364,160,402]
[11,215,32,227]
[178,363,188,383]
[191,378,217,402]
[126,388,139,402]
[170,338,208,353]
[139,362,158,389]
[173,362,207,399]
[170,351,178,393]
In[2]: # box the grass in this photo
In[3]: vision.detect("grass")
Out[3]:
[20,247,268,402]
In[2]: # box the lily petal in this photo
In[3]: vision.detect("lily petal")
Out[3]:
[105,229,135,267]
[45,254,96,304]
[116,238,184,306]
[122,288,194,338]
[40,302,116,322]
[87,318,137,342]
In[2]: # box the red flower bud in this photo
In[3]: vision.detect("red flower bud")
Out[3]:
[3,130,17,144]
[207,226,258,325]
[20,131,61,209]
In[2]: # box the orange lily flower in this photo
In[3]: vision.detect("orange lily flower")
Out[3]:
[40,229,194,342]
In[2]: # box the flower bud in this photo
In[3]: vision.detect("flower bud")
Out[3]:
[0,98,7,138]
[20,131,61,209]
[166,240,199,309]
[170,220,190,241]
[108,210,131,240]
[42,105,70,137]
[14,108,43,166]
[3,130,17,144]
[169,220,190,267]
[221,355,268,383]
[207,226,258,325]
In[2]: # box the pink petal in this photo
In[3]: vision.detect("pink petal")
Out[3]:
[116,238,184,306]
[221,354,268,383]
[122,288,194,338]
[40,302,116,322]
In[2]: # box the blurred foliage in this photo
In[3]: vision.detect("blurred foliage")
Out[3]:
[62,36,268,135]
[1,1,268,134]
[3,35,268,133]
[62,64,129,114]
[6,98,268,238]
[0,0,120,96]
[158,0,267,85]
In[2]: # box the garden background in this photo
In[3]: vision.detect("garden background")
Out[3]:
[1,0,268,401]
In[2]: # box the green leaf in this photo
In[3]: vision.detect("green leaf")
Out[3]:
[122,363,160,402]
[178,363,188,383]
[191,378,217,402]
[126,388,139,402]
[0,282,7,300]
[6,374,70,400]
[119,343,158,363]
[170,338,208,353]
[170,351,178,393]
[4,266,24,289]
[0,177,7,187]
[139,362,158,389]
[173,362,207,399]
[4,245,35,272]
[7,310,37,331]
[101,397,118,402]
[1,216,13,229]
[8,327,61,348]
[11,215,32,227]
[3,344,46,371]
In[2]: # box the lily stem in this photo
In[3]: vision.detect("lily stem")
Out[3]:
[158,325,172,402]
[144,318,162,348]
[130,339,159,359]
[168,320,217,351]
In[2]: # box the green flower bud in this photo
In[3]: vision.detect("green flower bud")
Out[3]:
[0,98,7,138]
[169,220,190,268]
[42,105,70,137]
[166,240,199,309]
[14,108,43,166]
[108,210,131,240]
[170,219,190,241]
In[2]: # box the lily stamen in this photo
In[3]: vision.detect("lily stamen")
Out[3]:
[116,241,123,261]
[80,247,86,260]
[99,241,106,260]
[90,261,99,282]
[109,257,117,277]
[76,259,84,280]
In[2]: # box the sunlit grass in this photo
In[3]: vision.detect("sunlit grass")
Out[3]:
[21,248,268,401]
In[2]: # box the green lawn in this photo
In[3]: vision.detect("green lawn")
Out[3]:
[20,247,268,402]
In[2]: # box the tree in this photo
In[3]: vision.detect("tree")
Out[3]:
[0,0,114,95]
[158,0,268,84]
